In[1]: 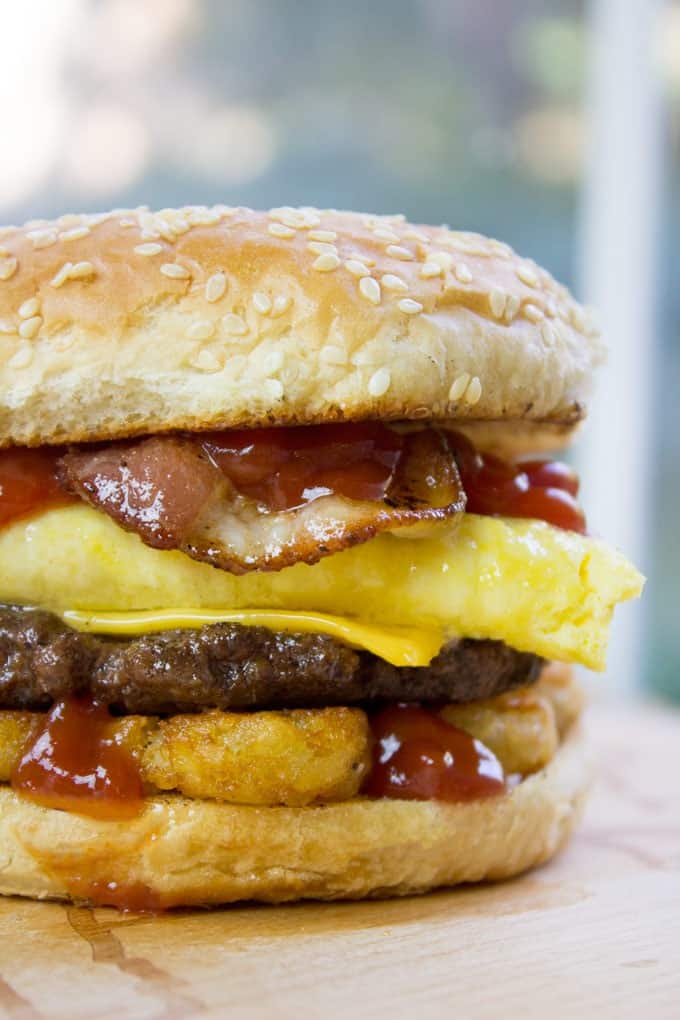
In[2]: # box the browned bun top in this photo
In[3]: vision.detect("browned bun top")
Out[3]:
[0,205,602,448]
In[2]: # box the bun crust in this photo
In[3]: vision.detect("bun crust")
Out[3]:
[0,725,589,906]
[0,206,602,448]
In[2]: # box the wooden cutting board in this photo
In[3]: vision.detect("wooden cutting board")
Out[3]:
[0,703,678,1020]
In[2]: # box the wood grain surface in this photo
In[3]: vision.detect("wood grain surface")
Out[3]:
[0,703,678,1020]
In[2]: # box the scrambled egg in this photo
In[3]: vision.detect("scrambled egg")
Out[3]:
[0,505,643,670]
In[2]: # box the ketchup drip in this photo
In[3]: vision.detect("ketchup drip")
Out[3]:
[201,422,404,511]
[446,431,586,534]
[364,704,506,802]
[64,878,169,914]
[11,697,145,820]
[0,447,75,527]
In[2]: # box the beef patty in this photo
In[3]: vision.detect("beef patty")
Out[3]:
[0,605,542,714]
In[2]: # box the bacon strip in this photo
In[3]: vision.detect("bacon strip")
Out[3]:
[59,430,465,575]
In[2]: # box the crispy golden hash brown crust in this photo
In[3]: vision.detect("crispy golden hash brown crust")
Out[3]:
[0,206,602,449]
[0,666,582,806]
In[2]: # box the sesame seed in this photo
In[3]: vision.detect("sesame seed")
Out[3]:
[319,344,347,365]
[69,261,96,280]
[268,222,296,239]
[205,272,227,303]
[524,303,544,323]
[265,378,284,399]
[253,292,272,314]
[368,367,391,397]
[454,263,472,284]
[505,294,521,319]
[428,251,453,270]
[0,257,18,281]
[187,320,215,341]
[307,241,337,256]
[516,265,539,288]
[263,350,284,375]
[299,209,321,228]
[0,247,7,257]
[119,218,136,227]
[489,239,513,257]
[489,288,507,318]
[420,262,442,279]
[18,297,40,319]
[160,263,191,280]
[448,373,470,401]
[86,212,111,226]
[223,313,248,335]
[134,243,163,256]
[465,376,482,405]
[312,253,340,272]
[544,298,557,318]
[18,316,42,339]
[59,226,91,242]
[9,343,33,369]
[57,214,83,228]
[373,227,400,243]
[569,305,586,332]
[27,229,57,249]
[404,229,429,243]
[169,216,190,235]
[344,259,370,278]
[190,349,222,373]
[187,209,222,227]
[0,318,16,334]
[271,294,291,316]
[398,298,423,315]
[50,263,73,288]
[386,244,414,261]
[381,273,408,292]
[308,230,337,242]
[541,322,556,345]
[359,276,381,305]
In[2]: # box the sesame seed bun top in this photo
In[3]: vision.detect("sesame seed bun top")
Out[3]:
[0,204,603,449]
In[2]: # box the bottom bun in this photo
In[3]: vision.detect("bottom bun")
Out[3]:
[0,725,589,908]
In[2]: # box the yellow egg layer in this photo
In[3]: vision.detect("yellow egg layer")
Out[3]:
[0,506,643,670]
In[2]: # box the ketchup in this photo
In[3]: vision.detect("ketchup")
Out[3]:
[0,447,75,527]
[201,422,404,511]
[364,704,506,802]
[11,697,145,820]
[64,878,169,913]
[447,431,586,534]
[0,424,587,534]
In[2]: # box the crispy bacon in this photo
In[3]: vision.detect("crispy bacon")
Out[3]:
[58,430,465,575]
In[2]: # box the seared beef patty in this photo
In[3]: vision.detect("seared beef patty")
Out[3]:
[0,605,542,714]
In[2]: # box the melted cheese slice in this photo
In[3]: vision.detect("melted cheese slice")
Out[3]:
[61,609,443,668]
[0,505,644,670]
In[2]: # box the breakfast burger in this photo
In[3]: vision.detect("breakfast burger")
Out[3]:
[0,205,642,909]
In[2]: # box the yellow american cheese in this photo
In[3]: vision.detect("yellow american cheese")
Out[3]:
[61,609,443,668]
[0,505,643,670]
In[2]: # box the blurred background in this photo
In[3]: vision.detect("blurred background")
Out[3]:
[0,0,676,700]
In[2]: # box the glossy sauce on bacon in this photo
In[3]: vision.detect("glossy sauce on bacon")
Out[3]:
[202,423,404,510]
[0,423,586,535]
[11,697,144,820]
[364,703,506,802]
[446,431,586,534]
